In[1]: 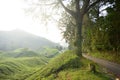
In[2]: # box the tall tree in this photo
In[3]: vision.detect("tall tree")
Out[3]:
[82,0,120,53]
[58,11,76,50]
[106,0,120,53]
[58,0,105,56]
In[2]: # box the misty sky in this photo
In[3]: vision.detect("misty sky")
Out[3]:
[0,0,64,44]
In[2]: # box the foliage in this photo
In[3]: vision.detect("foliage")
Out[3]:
[58,11,76,50]
[25,50,111,80]
[82,0,120,54]
[57,0,111,56]
[14,48,39,58]
[105,0,120,52]
[0,49,111,80]
[90,51,120,64]
[0,49,49,80]
[39,47,59,58]
[57,69,110,80]
[26,50,81,79]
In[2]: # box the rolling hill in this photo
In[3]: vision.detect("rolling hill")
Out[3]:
[0,49,50,80]
[0,29,60,51]
[0,49,111,80]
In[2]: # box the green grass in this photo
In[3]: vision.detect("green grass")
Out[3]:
[0,48,40,58]
[25,50,111,80]
[25,50,81,80]
[39,47,59,58]
[57,69,110,80]
[0,60,26,79]
[0,49,112,80]
[90,51,120,64]
[16,57,48,67]
[0,58,47,80]
[0,50,49,80]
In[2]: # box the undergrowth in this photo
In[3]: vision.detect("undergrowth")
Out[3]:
[90,51,120,64]
[26,50,111,80]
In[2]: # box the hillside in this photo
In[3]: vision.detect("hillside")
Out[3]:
[25,50,111,80]
[0,29,60,51]
[0,49,112,80]
[0,49,50,80]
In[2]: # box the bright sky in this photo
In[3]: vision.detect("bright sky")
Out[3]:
[0,0,65,45]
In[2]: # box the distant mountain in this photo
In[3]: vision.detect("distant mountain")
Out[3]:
[0,29,60,51]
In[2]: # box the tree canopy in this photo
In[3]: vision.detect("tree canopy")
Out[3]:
[25,0,120,56]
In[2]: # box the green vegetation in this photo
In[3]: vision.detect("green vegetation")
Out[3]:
[39,47,59,58]
[0,0,119,79]
[25,50,111,80]
[0,47,112,80]
[90,51,120,64]
[82,0,120,54]
[0,48,53,80]
[80,0,120,65]
[57,69,109,80]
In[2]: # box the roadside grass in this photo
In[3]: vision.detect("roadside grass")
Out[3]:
[0,50,112,80]
[90,51,120,64]
[56,57,111,80]
[57,69,110,80]
[26,50,111,80]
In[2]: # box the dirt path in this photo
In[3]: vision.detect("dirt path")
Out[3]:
[82,54,120,76]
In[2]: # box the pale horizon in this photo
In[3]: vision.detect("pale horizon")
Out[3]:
[0,0,66,45]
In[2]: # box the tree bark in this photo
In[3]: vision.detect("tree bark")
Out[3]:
[74,14,83,56]
[58,0,102,56]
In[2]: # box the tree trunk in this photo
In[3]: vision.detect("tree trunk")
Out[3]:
[58,0,102,57]
[74,15,83,57]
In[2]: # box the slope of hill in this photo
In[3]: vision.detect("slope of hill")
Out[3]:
[0,48,39,58]
[0,49,49,80]
[0,29,60,51]
[26,51,111,80]
[0,50,112,80]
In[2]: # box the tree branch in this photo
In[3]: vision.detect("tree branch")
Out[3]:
[85,0,102,13]
[58,0,76,17]
[81,0,90,15]
[31,2,58,6]
[75,0,80,12]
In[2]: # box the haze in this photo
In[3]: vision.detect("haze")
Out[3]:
[0,0,63,44]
